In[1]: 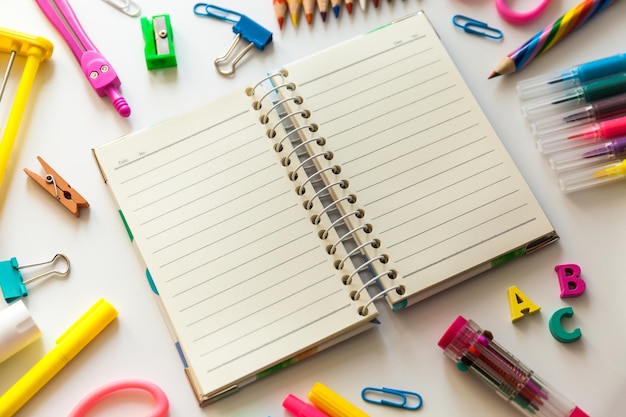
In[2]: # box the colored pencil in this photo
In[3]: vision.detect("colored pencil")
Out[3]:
[273,0,288,30]
[489,0,618,79]
[345,0,354,14]
[331,0,341,18]
[303,0,316,24]
[372,0,380,7]
[316,0,330,21]
[287,0,302,27]
[358,0,366,10]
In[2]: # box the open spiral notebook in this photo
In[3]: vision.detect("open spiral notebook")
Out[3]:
[93,11,558,406]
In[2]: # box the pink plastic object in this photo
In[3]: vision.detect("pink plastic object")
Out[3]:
[34,0,131,117]
[495,0,551,25]
[67,379,169,417]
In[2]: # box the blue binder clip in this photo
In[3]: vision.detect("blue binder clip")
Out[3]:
[361,387,423,410]
[194,3,273,76]
[0,254,70,303]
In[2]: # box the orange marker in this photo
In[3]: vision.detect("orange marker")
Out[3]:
[273,0,288,30]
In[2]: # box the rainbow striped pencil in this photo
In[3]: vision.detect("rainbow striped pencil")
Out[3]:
[489,0,618,79]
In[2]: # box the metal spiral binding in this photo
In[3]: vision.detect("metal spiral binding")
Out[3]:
[320,209,364,241]
[336,238,383,270]
[253,82,295,110]
[267,109,311,139]
[342,254,389,285]
[289,151,332,182]
[261,96,303,123]
[276,124,319,152]
[250,71,403,316]
[303,178,347,211]
[312,194,356,225]
[296,165,339,196]
[284,136,326,167]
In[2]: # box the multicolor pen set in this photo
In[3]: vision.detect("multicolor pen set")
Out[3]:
[438,316,590,417]
[518,54,626,192]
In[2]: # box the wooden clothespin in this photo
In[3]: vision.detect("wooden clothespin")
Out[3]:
[24,156,89,217]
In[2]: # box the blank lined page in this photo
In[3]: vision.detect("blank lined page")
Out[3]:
[283,12,555,307]
[93,90,378,402]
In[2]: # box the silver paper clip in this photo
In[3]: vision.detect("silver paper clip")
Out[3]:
[361,387,423,410]
[452,15,503,40]
[101,0,141,17]
[194,3,273,76]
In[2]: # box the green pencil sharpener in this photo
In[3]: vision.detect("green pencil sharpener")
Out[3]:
[141,14,177,70]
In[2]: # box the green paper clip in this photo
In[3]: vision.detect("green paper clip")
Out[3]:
[0,254,70,303]
[141,14,177,70]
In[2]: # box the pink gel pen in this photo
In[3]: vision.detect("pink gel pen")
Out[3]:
[438,316,590,417]
[35,0,131,117]
[537,115,626,154]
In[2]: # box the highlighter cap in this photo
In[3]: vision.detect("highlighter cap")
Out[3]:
[0,300,42,362]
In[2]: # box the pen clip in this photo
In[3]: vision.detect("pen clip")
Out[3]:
[56,298,118,346]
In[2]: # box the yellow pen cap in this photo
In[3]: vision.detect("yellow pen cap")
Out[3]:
[0,298,117,417]
[54,298,118,360]
[308,382,369,417]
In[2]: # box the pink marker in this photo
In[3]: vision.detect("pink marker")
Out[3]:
[35,0,131,117]
[283,394,330,417]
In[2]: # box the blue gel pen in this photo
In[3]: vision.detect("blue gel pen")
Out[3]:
[517,53,626,100]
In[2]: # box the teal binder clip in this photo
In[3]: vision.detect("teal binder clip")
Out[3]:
[0,254,70,303]
[361,387,423,410]
[141,14,177,70]
[194,3,273,76]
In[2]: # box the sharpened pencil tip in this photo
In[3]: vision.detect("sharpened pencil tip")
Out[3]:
[306,13,312,25]
[320,11,327,22]
[277,17,284,30]
[333,5,340,18]
[488,71,500,79]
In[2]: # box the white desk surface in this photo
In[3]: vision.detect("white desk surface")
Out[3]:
[1,1,625,416]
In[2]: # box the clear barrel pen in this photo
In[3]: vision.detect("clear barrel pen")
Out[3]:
[438,316,590,417]
[559,159,626,192]
[521,72,626,120]
[517,53,626,100]
[549,136,626,172]
[530,93,626,136]
[536,115,626,154]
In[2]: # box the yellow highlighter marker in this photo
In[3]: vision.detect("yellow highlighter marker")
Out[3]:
[0,298,118,417]
[308,382,369,417]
